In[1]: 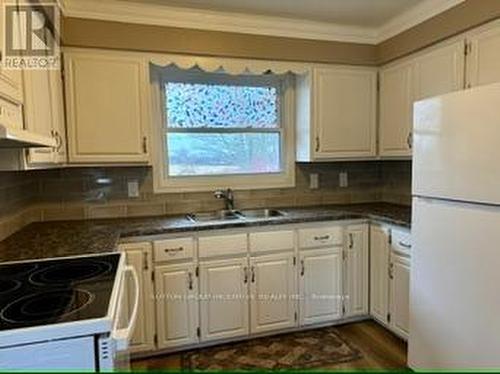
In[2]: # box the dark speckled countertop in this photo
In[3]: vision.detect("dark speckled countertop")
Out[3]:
[0,202,410,263]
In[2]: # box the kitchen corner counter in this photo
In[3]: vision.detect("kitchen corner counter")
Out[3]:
[0,202,410,263]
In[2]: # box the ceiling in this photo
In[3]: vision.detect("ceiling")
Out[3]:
[120,0,423,27]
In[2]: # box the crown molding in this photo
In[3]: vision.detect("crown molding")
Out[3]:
[377,0,466,43]
[60,0,466,45]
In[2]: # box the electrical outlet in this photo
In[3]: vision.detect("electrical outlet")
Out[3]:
[127,180,140,198]
[339,172,348,188]
[309,173,319,189]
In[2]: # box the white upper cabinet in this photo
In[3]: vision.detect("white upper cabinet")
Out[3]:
[413,41,465,101]
[0,0,23,106]
[344,224,369,318]
[23,68,66,165]
[379,61,414,158]
[64,49,150,164]
[250,253,297,334]
[296,66,377,161]
[466,21,500,88]
[380,40,465,158]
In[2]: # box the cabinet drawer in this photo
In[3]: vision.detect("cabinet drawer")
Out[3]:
[154,238,194,262]
[249,230,295,254]
[298,226,343,249]
[391,228,411,257]
[199,233,248,258]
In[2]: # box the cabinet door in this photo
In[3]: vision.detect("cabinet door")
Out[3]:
[344,224,369,317]
[155,263,199,349]
[0,0,23,106]
[369,225,390,324]
[250,253,297,334]
[49,69,67,164]
[390,253,411,339]
[119,242,155,353]
[64,50,149,163]
[200,257,249,341]
[23,68,56,164]
[313,67,377,159]
[379,61,413,157]
[299,247,343,326]
[467,23,500,87]
[413,41,465,101]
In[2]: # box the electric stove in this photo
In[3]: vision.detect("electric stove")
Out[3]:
[0,253,120,332]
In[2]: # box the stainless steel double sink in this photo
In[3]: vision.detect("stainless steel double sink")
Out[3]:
[186,209,285,223]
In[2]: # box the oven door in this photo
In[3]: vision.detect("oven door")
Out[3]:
[110,265,139,371]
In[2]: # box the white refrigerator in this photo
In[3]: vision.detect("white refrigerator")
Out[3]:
[409,82,500,369]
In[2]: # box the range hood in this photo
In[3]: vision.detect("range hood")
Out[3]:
[0,124,57,148]
[0,95,56,148]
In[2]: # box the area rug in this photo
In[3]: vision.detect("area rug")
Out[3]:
[181,326,362,371]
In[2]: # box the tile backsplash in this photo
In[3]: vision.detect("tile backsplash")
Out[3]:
[0,161,411,238]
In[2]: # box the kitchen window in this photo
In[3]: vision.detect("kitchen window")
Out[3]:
[152,67,295,192]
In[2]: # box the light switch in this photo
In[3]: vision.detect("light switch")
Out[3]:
[127,180,140,198]
[309,173,319,189]
[339,172,349,188]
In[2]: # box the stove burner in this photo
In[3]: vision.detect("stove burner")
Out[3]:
[0,279,21,295]
[0,263,38,279]
[29,260,112,286]
[0,289,94,325]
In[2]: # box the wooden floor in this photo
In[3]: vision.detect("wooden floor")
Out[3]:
[132,320,408,371]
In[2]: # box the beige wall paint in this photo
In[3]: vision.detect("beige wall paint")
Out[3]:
[376,0,500,64]
[62,1,500,66]
[61,17,377,65]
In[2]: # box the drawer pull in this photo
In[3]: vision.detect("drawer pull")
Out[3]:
[187,272,193,290]
[300,260,305,276]
[164,247,184,254]
[398,241,411,249]
[348,233,354,249]
[314,235,330,241]
[251,266,256,283]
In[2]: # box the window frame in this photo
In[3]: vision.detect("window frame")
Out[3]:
[151,67,296,193]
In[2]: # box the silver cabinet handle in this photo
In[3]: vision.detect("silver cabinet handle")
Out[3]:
[389,263,394,279]
[407,132,413,150]
[348,233,354,249]
[315,136,320,152]
[398,241,411,249]
[188,272,193,290]
[142,136,148,154]
[164,247,184,254]
[314,235,330,241]
[243,266,248,284]
[251,266,256,283]
[143,251,149,271]
[300,260,305,276]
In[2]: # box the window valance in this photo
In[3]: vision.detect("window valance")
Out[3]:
[149,54,311,75]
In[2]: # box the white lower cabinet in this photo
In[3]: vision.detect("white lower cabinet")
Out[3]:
[299,247,343,326]
[118,242,155,353]
[155,263,199,349]
[369,224,412,340]
[200,257,250,341]
[344,224,369,317]
[389,253,411,339]
[369,225,390,324]
[125,221,408,355]
[249,253,297,334]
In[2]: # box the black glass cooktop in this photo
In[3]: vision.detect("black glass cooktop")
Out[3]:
[0,254,120,331]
